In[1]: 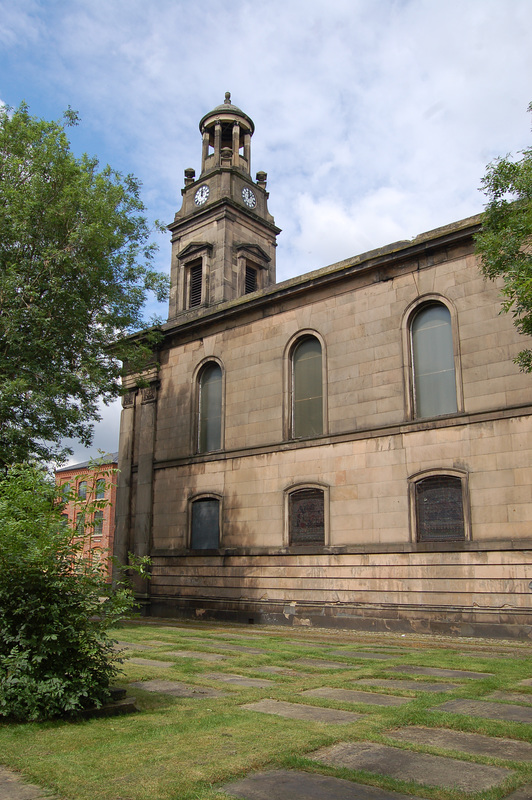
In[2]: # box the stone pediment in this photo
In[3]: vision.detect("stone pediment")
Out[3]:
[235,242,271,265]
[177,241,214,261]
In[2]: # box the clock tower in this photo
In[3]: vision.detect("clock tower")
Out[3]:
[167,93,281,319]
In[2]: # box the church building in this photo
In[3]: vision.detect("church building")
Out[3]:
[115,94,532,638]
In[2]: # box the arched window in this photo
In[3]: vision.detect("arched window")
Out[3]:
[412,473,468,542]
[93,510,104,538]
[288,487,325,545]
[411,303,457,418]
[95,479,106,500]
[198,362,222,453]
[190,497,220,550]
[78,480,87,500]
[292,336,323,438]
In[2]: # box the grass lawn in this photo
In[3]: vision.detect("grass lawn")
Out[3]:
[1,620,532,800]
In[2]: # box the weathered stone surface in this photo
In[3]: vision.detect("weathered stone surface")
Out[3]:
[114,640,154,650]
[518,678,532,687]
[389,665,493,679]
[309,741,512,791]
[256,665,306,676]
[291,658,358,670]
[388,726,532,760]
[504,786,532,800]
[302,687,411,707]
[488,691,532,705]
[189,640,266,654]
[222,769,431,800]
[0,767,54,800]
[241,698,364,724]
[202,672,274,688]
[159,650,226,661]
[129,679,226,697]
[355,678,458,692]
[432,698,532,724]
[127,657,175,667]
[329,651,396,660]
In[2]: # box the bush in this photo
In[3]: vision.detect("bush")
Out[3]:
[0,464,140,722]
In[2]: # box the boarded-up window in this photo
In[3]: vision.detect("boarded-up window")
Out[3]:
[191,498,220,550]
[415,475,465,541]
[188,262,202,307]
[292,337,323,438]
[289,488,325,545]
[245,265,257,294]
[198,362,222,452]
[411,304,457,418]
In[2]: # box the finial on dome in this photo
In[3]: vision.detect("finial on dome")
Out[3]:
[224,91,231,104]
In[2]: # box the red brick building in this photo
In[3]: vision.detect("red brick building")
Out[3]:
[55,453,118,576]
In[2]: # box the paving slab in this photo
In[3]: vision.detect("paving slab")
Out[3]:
[432,698,532,724]
[202,672,275,688]
[190,640,267,654]
[387,725,532,760]
[222,769,431,800]
[241,698,364,724]
[302,687,411,707]
[0,767,56,800]
[129,679,226,697]
[114,640,155,650]
[159,650,226,661]
[308,741,513,792]
[126,657,175,667]
[329,650,396,660]
[355,678,459,693]
[505,786,532,800]
[388,665,493,679]
[255,666,306,676]
[518,678,532,687]
[291,658,358,670]
[488,691,532,705]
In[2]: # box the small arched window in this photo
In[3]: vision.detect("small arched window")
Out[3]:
[288,487,325,545]
[95,479,106,500]
[93,510,104,538]
[190,497,220,550]
[198,362,222,453]
[414,474,466,542]
[292,337,323,438]
[78,480,87,500]
[411,303,457,418]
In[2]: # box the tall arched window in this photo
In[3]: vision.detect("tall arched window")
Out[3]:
[198,362,222,453]
[190,497,220,550]
[292,336,323,438]
[411,303,457,418]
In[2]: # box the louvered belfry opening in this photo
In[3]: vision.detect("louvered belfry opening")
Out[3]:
[188,262,202,307]
[245,264,257,294]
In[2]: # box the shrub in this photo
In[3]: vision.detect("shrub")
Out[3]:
[0,463,141,722]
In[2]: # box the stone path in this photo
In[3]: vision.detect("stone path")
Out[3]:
[329,650,397,660]
[290,657,359,669]
[0,767,55,800]
[159,649,226,661]
[301,687,411,707]
[388,665,494,679]
[354,678,459,692]
[387,725,532,760]
[222,769,432,800]
[308,741,513,792]
[432,697,532,724]
[241,698,364,724]
[202,672,275,688]
[129,679,226,697]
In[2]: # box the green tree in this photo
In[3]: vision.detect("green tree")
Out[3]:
[476,102,532,371]
[0,463,144,722]
[0,104,168,467]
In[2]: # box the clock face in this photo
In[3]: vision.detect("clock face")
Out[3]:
[241,186,256,209]
[194,185,210,206]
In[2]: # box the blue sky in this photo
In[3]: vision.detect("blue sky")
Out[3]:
[2,0,532,463]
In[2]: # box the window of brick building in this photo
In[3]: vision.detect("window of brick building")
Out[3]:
[93,510,104,538]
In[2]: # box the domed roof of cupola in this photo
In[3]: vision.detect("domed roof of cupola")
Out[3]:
[199,92,255,134]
